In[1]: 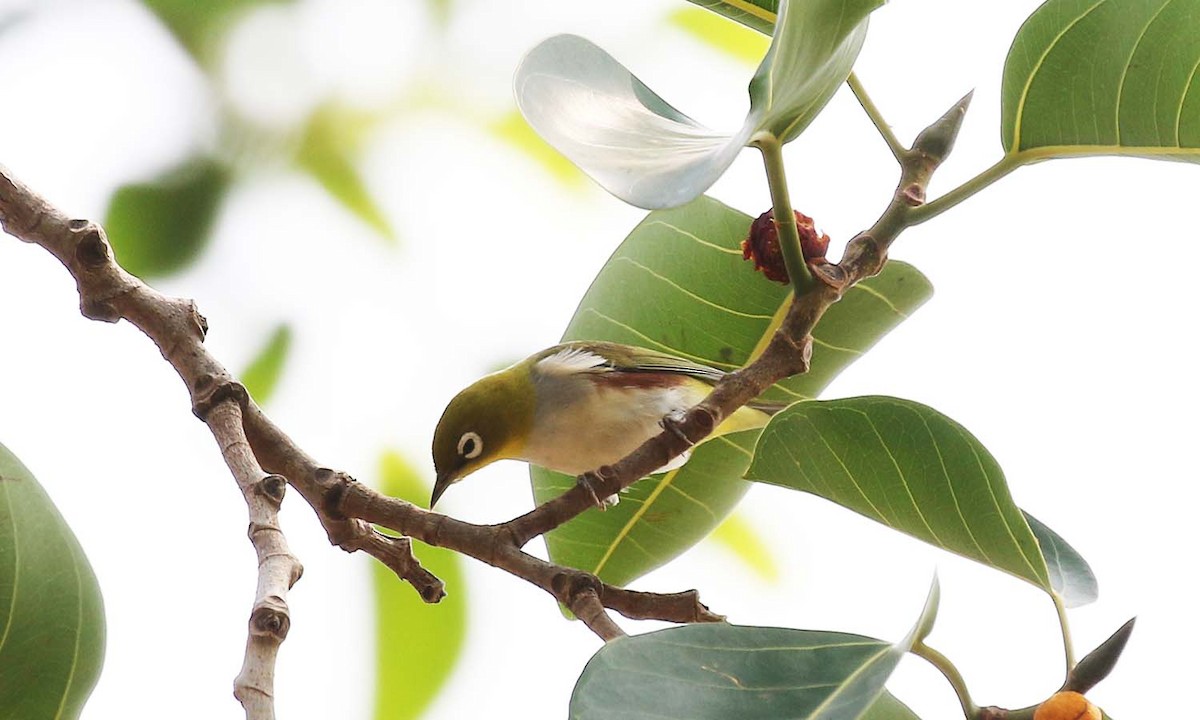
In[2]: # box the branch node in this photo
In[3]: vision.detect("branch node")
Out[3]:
[688,406,717,439]
[79,293,122,323]
[249,602,291,641]
[192,373,248,421]
[72,224,110,269]
[809,262,849,292]
[900,182,926,207]
[319,469,352,521]
[256,473,288,506]
[188,300,209,340]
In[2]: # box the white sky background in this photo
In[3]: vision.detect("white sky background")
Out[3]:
[0,0,1196,718]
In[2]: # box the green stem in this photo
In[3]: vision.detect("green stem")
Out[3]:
[913,641,979,719]
[752,131,815,295]
[1053,593,1077,676]
[909,153,1024,225]
[847,72,904,162]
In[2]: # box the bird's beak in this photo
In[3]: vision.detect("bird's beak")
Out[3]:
[430,472,453,509]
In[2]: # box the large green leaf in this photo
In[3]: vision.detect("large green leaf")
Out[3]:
[532,431,759,588]
[1002,0,1200,161]
[531,196,932,585]
[748,0,882,143]
[0,442,105,719]
[860,692,921,720]
[373,451,466,720]
[515,0,882,208]
[104,156,230,280]
[1024,511,1098,608]
[570,579,938,720]
[746,397,1054,592]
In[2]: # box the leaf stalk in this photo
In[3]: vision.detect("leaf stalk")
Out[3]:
[912,641,979,719]
[848,72,905,162]
[752,131,816,295]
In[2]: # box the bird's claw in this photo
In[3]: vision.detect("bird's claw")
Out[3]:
[577,467,619,510]
[660,410,693,445]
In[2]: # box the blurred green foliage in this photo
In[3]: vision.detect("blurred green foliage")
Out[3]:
[141,0,294,61]
[709,511,778,582]
[297,106,396,241]
[668,6,769,63]
[374,451,467,720]
[104,157,230,279]
[240,324,293,405]
[488,111,587,188]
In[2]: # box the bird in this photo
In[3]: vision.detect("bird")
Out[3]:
[430,340,778,508]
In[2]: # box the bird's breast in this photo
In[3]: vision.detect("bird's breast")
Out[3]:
[521,373,709,476]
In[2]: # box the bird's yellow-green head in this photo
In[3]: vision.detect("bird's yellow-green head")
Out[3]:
[431,364,536,507]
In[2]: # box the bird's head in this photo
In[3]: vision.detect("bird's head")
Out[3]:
[430,366,535,507]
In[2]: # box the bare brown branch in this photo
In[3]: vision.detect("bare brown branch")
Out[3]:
[0,93,969,702]
[0,161,716,658]
[207,400,303,720]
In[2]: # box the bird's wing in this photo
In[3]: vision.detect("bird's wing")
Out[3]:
[535,341,726,384]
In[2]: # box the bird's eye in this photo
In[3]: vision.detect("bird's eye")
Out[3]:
[457,431,483,459]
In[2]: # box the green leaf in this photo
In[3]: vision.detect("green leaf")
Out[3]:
[860,692,922,720]
[373,451,466,720]
[746,397,1054,593]
[570,579,938,720]
[0,441,105,719]
[104,156,230,279]
[1001,0,1200,161]
[240,324,293,406]
[748,0,883,144]
[297,106,396,242]
[708,511,779,582]
[141,0,293,60]
[514,0,883,208]
[1024,511,1098,608]
[531,196,932,586]
[685,0,779,35]
[669,7,771,64]
[570,627,893,720]
[532,430,759,588]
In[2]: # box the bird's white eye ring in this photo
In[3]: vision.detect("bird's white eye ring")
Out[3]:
[457,431,483,459]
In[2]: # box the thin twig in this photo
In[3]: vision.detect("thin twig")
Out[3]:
[208,400,303,720]
[847,72,905,162]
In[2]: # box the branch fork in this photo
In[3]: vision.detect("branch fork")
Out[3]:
[0,82,971,719]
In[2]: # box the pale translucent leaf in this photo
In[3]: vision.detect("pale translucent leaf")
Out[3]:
[515,34,750,209]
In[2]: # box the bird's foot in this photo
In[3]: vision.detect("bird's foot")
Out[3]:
[660,410,693,445]
[577,466,620,510]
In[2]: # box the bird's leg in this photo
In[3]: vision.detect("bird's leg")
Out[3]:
[577,465,620,510]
